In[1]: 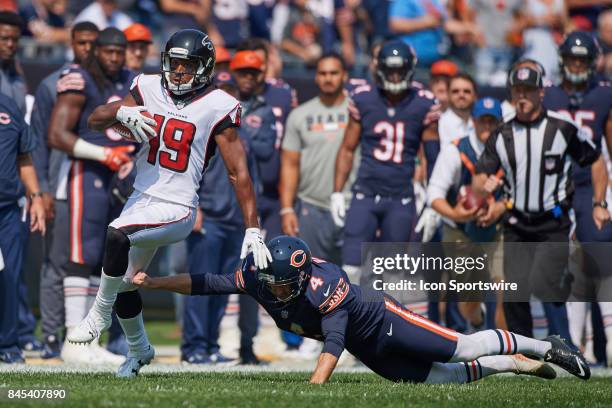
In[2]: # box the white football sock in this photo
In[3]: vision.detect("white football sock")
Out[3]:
[426,356,522,384]
[92,271,125,316]
[567,302,588,349]
[64,276,89,329]
[86,275,101,311]
[451,330,552,362]
[118,312,150,353]
[599,302,612,337]
[425,362,469,384]
[474,356,517,378]
[531,300,549,339]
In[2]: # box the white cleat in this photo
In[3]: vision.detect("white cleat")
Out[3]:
[60,340,99,365]
[66,309,111,344]
[89,341,126,365]
[511,354,557,380]
[116,345,155,378]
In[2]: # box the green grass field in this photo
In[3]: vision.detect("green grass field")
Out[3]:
[2,372,611,407]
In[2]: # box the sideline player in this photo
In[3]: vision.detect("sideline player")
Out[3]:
[543,31,612,364]
[332,40,440,283]
[66,29,271,376]
[133,236,591,384]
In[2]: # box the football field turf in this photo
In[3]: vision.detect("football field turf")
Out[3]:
[2,372,611,407]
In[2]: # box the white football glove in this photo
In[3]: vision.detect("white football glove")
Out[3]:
[240,228,272,269]
[415,207,442,242]
[116,105,157,143]
[330,192,346,227]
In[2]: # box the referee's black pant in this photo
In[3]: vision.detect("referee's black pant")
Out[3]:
[502,211,572,337]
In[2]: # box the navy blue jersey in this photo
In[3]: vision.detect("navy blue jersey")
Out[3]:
[57,65,136,148]
[258,79,297,198]
[543,81,612,186]
[191,255,386,358]
[348,81,437,196]
[0,94,33,209]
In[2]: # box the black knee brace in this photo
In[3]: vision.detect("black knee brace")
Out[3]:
[115,290,143,319]
[66,262,97,279]
[103,227,131,277]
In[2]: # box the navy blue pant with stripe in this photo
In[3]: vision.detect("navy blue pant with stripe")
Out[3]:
[350,297,459,383]
[68,160,115,270]
[0,205,26,354]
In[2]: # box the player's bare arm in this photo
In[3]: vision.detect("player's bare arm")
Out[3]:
[333,116,361,193]
[330,116,361,226]
[216,126,260,229]
[18,153,46,235]
[310,353,340,384]
[48,92,87,152]
[87,93,135,130]
[216,125,272,267]
[88,92,156,142]
[49,92,135,171]
[421,122,440,178]
[279,149,301,236]
[606,108,612,168]
[133,272,192,295]
[591,155,610,230]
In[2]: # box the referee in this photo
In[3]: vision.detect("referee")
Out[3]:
[473,65,608,337]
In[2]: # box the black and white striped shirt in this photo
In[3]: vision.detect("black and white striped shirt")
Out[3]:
[476,110,600,213]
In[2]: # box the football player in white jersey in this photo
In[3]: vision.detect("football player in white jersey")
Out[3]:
[66,29,272,377]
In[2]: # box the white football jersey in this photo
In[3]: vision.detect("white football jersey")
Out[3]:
[129,74,241,207]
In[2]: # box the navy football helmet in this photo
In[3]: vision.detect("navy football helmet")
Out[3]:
[256,236,312,305]
[375,40,417,94]
[161,29,216,95]
[559,31,601,84]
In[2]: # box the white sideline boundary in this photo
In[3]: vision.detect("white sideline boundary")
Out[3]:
[1,364,611,379]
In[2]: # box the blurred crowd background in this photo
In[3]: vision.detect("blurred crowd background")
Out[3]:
[4,0,612,84]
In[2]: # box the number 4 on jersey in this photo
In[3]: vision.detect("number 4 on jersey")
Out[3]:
[147,114,197,173]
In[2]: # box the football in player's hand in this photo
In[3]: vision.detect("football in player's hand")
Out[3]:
[111,111,154,141]
[458,185,488,211]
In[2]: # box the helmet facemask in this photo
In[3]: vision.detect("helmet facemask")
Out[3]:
[257,267,310,306]
[161,47,214,95]
[560,54,593,84]
[376,56,414,94]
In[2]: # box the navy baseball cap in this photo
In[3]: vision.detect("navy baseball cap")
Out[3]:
[472,97,502,120]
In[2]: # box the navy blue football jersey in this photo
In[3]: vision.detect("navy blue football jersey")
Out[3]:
[258,78,297,198]
[543,80,612,186]
[0,93,33,209]
[57,65,136,148]
[348,81,437,196]
[191,255,386,358]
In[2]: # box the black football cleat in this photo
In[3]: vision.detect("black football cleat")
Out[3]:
[543,335,590,380]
